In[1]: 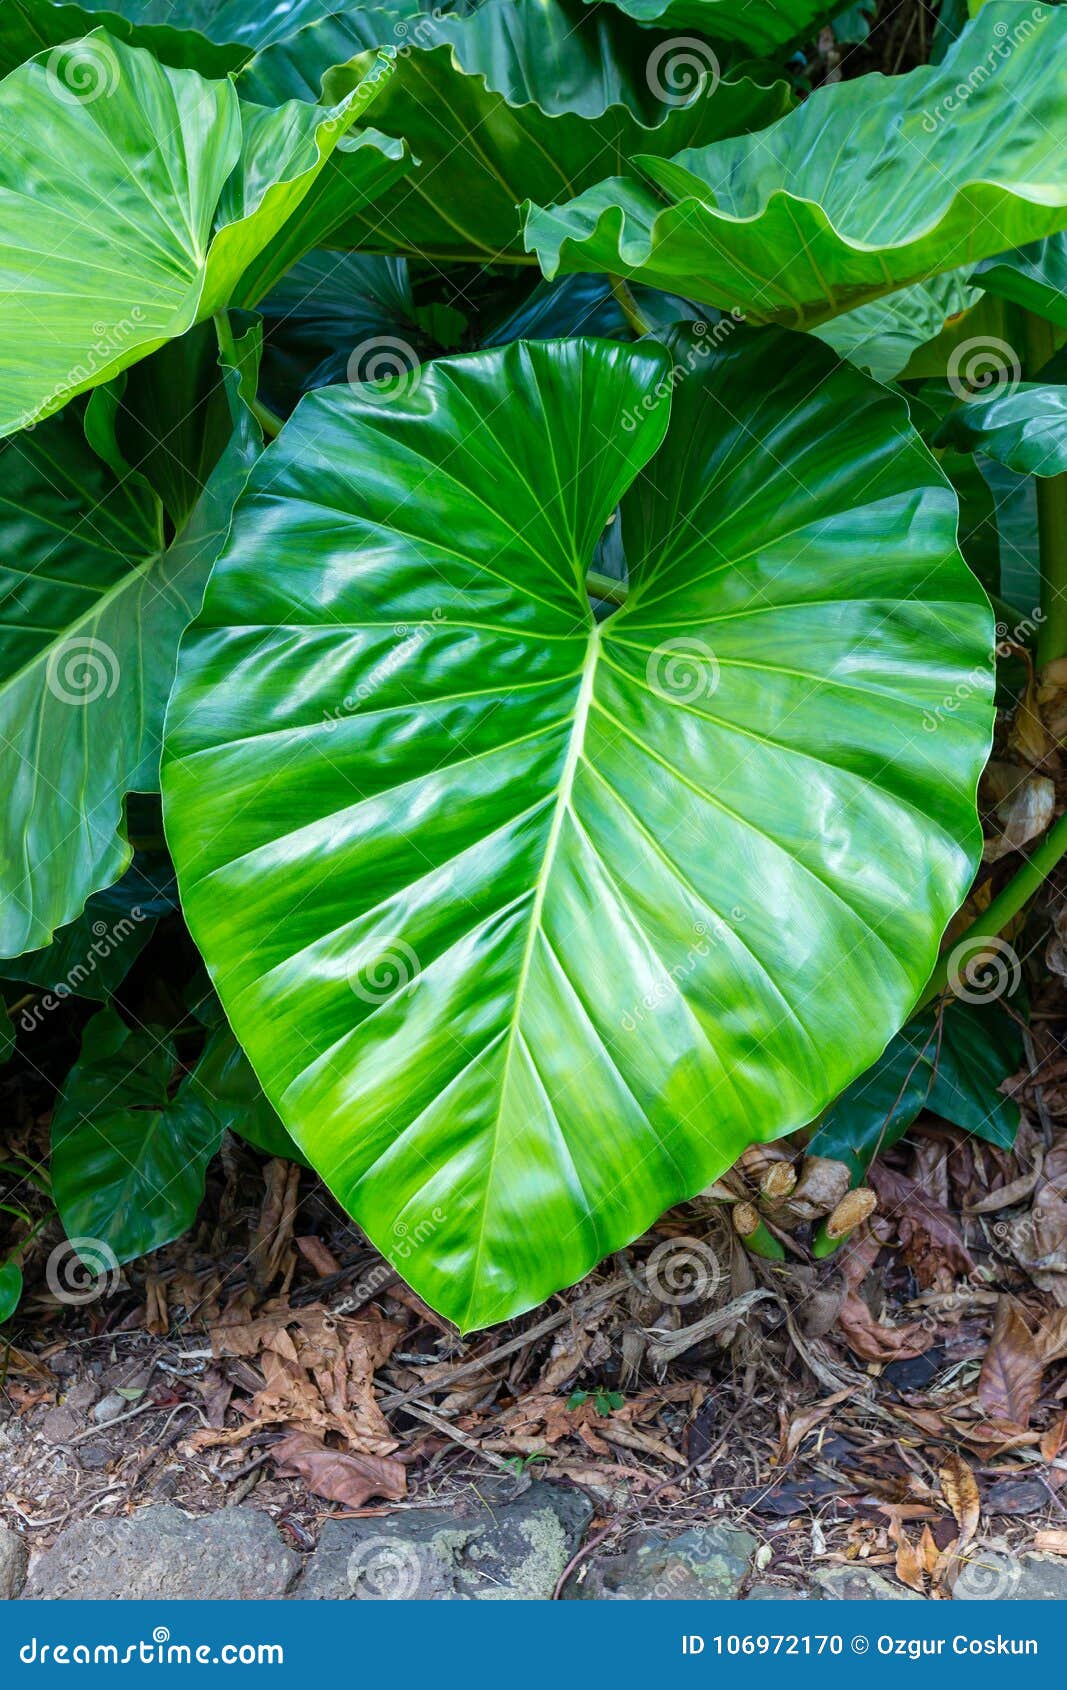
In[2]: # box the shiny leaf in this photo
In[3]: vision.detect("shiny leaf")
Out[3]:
[586,0,832,53]
[241,0,791,260]
[163,328,993,1329]
[0,327,260,958]
[935,385,1067,477]
[524,4,1067,326]
[0,31,394,436]
[975,233,1067,330]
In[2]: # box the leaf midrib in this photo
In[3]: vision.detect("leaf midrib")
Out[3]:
[460,619,600,1325]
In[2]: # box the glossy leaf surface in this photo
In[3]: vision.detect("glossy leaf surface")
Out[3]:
[163,328,994,1328]
[0,332,260,958]
[935,385,1067,477]
[524,5,1067,326]
[241,0,791,260]
[0,31,393,436]
[810,1000,1022,1182]
[587,0,831,50]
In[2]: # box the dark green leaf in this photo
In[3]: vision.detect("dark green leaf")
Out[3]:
[811,1001,1022,1182]
[51,1008,228,1262]
[0,1259,22,1322]
[0,881,155,1007]
[975,233,1067,330]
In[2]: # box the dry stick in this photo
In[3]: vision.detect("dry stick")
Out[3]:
[377,1274,630,1413]
[400,1401,514,1473]
[551,1399,750,1600]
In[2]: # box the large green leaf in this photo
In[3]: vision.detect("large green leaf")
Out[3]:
[0,30,395,437]
[0,330,260,959]
[935,385,1067,477]
[524,4,1067,327]
[975,233,1067,330]
[586,0,832,53]
[162,328,993,1329]
[51,1007,228,1262]
[240,0,791,261]
[809,1000,1022,1183]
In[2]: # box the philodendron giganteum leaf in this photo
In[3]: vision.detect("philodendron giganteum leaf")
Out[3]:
[162,327,994,1329]
[934,385,1067,477]
[239,0,791,262]
[524,3,1067,328]
[586,0,832,54]
[0,29,397,437]
[0,326,260,958]
[974,233,1067,331]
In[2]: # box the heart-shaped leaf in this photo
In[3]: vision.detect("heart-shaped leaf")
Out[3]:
[524,4,1067,327]
[241,0,791,261]
[0,30,396,436]
[162,327,993,1329]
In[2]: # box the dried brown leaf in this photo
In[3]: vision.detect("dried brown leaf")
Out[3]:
[938,1453,980,1547]
[978,1297,1045,1427]
[271,1430,406,1508]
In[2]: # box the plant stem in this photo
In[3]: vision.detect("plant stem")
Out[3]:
[586,569,628,606]
[918,808,1067,1009]
[213,310,282,440]
[609,275,652,337]
[1023,310,1067,668]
